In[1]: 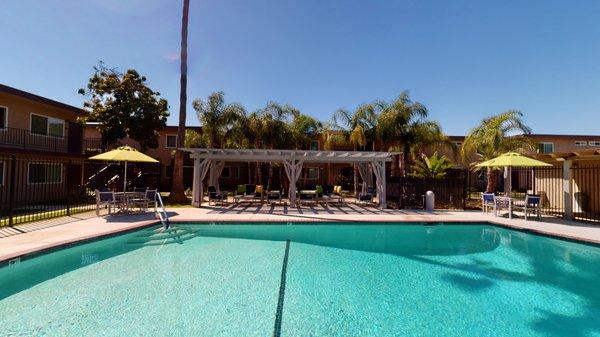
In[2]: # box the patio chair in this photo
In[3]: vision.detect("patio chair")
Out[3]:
[254,185,264,202]
[266,188,283,204]
[514,194,542,220]
[95,189,117,216]
[325,185,345,204]
[144,189,158,212]
[481,193,496,214]
[207,186,226,205]
[357,187,374,205]
[133,187,148,194]
[234,184,257,204]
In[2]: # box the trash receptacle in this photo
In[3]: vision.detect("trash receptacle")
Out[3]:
[425,191,435,211]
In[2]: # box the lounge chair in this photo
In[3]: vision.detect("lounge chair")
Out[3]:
[266,188,283,204]
[513,194,542,220]
[95,189,117,216]
[357,187,374,205]
[254,185,264,202]
[481,193,496,214]
[323,185,344,204]
[208,186,226,205]
[234,184,259,204]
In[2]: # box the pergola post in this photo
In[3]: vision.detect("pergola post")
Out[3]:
[191,158,212,207]
[283,159,303,206]
[371,160,387,209]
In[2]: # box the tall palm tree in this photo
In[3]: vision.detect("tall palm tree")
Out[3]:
[332,103,379,194]
[290,114,322,150]
[377,91,451,175]
[192,92,245,148]
[256,102,297,187]
[461,110,534,193]
[169,0,191,203]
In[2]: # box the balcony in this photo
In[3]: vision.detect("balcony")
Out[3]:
[0,127,79,153]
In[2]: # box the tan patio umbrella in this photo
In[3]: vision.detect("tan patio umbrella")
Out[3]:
[475,152,552,196]
[89,145,159,191]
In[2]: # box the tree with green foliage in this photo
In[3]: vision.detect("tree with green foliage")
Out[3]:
[184,129,207,148]
[332,103,379,194]
[377,91,452,175]
[79,63,169,151]
[461,110,534,193]
[193,92,246,148]
[410,152,455,178]
[290,114,323,150]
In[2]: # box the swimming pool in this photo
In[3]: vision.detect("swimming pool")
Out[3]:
[0,222,598,336]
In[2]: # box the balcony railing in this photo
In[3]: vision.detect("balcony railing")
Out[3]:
[0,127,70,153]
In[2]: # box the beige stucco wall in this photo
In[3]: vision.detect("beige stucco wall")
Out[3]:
[0,92,81,131]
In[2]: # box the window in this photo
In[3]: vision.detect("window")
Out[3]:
[164,165,173,178]
[30,114,64,138]
[27,163,62,184]
[453,141,463,147]
[589,141,600,147]
[0,161,4,186]
[574,141,588,146]
[166,135,177,148]
[305,167,319,180]
[221,167,239,179]
[537,142,554,154]
[310,140,319,151]
[0,106,7,129]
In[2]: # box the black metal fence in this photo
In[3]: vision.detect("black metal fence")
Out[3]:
[0,155,162,227]
[469,165,600,223]
[386,170,467,209]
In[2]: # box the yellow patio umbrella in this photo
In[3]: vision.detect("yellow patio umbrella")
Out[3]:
[88,145,159,192]
[475,152,552,196]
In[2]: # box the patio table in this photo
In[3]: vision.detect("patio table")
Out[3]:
[114,191,146,213]
[494,196,525,219]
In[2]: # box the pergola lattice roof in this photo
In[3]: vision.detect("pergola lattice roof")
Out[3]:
[182,148,397,163]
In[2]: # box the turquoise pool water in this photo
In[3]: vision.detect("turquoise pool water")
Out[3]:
[0,223,599,337]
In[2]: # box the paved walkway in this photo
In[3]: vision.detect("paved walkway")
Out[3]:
[1,204,599,263]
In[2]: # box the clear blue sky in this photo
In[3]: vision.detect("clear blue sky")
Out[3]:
[2,0,600,135]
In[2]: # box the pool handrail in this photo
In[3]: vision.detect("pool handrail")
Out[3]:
[155,192,170,229]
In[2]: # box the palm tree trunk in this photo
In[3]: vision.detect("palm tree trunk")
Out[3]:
[169,0,190,203]
[353,146,358,195]
[486,168,498,193]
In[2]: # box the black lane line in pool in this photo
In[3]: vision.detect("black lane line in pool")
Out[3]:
[273,239,291,337]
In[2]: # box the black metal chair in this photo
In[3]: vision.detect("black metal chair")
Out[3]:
[207,186,226,205]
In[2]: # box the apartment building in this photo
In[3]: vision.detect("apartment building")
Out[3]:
[0,83,89,204]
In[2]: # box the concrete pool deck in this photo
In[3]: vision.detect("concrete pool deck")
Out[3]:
[1,204,599,263]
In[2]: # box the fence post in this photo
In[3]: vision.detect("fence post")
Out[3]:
[563,160,573,220]
[8,155,16,226]
[462,169,468,210]
[66,160,71,216]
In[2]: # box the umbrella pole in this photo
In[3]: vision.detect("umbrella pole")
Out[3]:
[124,161,128,192]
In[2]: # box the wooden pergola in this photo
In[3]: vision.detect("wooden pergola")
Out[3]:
[182,148,397,209]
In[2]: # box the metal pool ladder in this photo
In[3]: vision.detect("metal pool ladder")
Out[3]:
[155,192,170,229]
